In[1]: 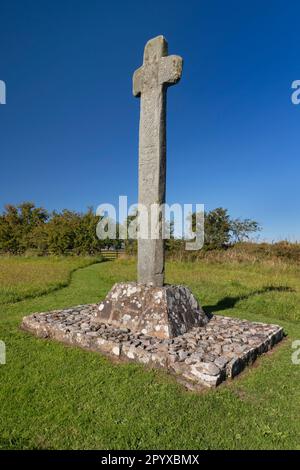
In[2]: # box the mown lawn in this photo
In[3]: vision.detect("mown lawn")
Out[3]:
[0,256,99,304]
[0,257,299,449]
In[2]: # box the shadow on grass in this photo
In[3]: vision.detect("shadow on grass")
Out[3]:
[203,285,295,315]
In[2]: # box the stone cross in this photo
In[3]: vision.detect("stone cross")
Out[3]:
[133,35,183,286]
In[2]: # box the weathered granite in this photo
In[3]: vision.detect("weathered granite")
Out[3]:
[93,282,209,339]
[21,305,284,389]
[133,35,183,287]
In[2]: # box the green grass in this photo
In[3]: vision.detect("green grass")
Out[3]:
[0,256,100,304]
[0,257,300,449]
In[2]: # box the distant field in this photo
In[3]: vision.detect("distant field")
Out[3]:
[0,256,99,304]
[0,257,300,449]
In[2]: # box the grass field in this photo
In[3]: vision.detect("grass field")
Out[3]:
[0,257,299,449]
[0,256,100,305]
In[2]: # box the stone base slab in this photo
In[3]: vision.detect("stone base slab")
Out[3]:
[21,305,284,389]
[93,282,209,339]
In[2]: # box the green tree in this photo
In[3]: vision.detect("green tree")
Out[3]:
[190,207,230,249]
[204,207,231,249]
[74,208,104,255]
[189,208,260,249]
[0,202,48,254]
[230,218,261,243]
[46,210,80,255]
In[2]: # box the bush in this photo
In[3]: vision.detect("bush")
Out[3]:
[0,203,108,256]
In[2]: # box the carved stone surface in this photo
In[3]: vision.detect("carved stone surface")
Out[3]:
[93,282,209,339]
[133,36,183,287]
[21,305,284,389]
[19,36,286,391]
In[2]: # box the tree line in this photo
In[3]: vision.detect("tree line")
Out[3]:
[0,202,121,255]
[0,202,260,256]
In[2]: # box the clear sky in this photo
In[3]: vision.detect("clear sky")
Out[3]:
[0,0,299,241]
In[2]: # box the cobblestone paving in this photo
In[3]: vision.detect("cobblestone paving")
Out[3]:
[22,304,284,388]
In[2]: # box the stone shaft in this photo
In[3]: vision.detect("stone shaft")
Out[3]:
[133,36,182,286]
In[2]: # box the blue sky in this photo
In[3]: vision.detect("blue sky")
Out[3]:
[0,0,300,241]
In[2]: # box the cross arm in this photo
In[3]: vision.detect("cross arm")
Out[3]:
[133,66,144,97]
[159,55,183,87]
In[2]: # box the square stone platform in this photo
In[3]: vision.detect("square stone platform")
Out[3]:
[94,282,209,339]
[21,304,284,389]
